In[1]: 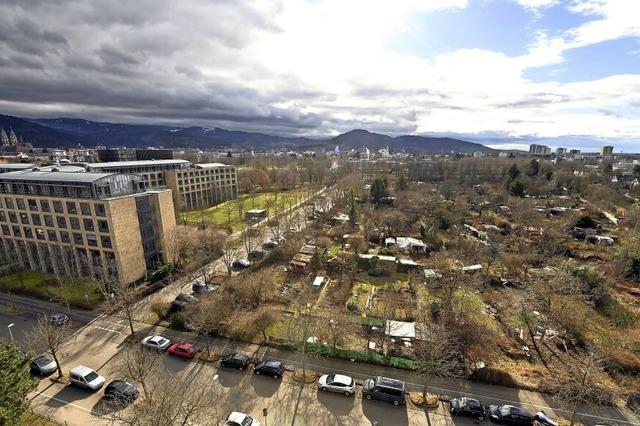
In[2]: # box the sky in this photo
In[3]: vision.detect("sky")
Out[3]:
[0,0,639,151]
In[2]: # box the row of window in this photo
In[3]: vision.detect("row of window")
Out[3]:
[177,176,235,186]
[1,225,112,248]
[0,211,109,233]
[1,197,107,217]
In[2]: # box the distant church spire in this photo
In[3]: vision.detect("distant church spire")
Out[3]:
[9,128,18,146]
[0,128,9,147]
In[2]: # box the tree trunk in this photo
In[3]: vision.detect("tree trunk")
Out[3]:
[51,350,63,379]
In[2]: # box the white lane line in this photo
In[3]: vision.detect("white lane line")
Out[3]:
[32,391,94,414]
[93,325,122,334]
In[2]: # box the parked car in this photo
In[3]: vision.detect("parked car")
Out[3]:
[168,342,199,359]
[248,250,265,261]
[318,373,356,396]
[170,293,198,312]
[362,376,406,406]
[534,411,558,426]
[69,365,105,390]
[449,397,486,420]
[232,259,251,269]
[192,281,218,295]
[104,380,139,405]
[140,335,171,351]
[253,359,285,379]
[262,240,279,249]
[30,354,57,376]
[220,352,250,370]
[224,411,261,426]
[49,312,69,326]
[488,405,534,425]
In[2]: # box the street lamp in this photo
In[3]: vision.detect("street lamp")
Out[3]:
[7,323,15,341]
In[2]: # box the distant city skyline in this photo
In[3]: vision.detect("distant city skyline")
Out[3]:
[0,0,638,150]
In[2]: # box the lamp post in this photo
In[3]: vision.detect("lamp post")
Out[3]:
[7,323,15,341]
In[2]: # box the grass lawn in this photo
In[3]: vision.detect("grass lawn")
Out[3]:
[0,271,103,309]
[22,411,59,426]
[182,188,313,232]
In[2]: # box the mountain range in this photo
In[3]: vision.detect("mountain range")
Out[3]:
[0,114,496,154]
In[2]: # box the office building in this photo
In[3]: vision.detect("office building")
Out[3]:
[556,147,567,155]
[0,171,176,284]
[97,148,175,162]
[529,144,551,155]
[87,160,237,211]
[569,149,581,155]
[601,146,614,157]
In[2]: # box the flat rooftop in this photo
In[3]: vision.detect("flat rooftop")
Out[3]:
[87,159,191,169]
[0,170,118,183]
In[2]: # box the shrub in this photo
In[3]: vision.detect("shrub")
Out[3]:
[573,215,598,229]
[169,313,186,330]
[150,263,176,283]
[150,299,169,320]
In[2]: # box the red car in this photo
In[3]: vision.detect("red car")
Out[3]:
[167,342,199,359]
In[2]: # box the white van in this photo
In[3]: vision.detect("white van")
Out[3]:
[69,365,105,390]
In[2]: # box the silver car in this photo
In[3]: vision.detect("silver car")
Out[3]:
[140,335,171,351]
[30,354,58,375]
[318,373,356,396]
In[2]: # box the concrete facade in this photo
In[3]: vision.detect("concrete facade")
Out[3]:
[0,171,176,284]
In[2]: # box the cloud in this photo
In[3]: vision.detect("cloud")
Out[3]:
[0,0,638,145]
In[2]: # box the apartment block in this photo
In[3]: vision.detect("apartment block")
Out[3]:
[87,160,237,211]
[97,148,174,162]
[529,144,551,155]
[0,171,177,284]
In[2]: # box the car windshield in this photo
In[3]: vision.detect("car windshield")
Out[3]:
[242,417,254,426]
[326,374,335,382]
[85,371,99,382]
[35,356,51,366]
[500,406,512,416]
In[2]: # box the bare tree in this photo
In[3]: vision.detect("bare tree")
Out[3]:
[241,225,262,258]
[27,314,72,379]
[220,239,240,277]
[104,367,222,426]
[183,292,232,354]
[117,344,162,398]
[96,275,138,336]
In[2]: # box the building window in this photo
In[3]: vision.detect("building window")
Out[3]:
[8,212,17,223]
[40,200,50,212]
[83,219,95,232]
[60,231,70,244]
[16,199,26,210]
[0,211,5,222]
[86,234,98,247]
[80,203,91,216]
[31,214,41,226]
[23,227,33,239]
[1,224,9,236]
[44,215,54,227]
[4,198,14,209]
[98,220,109,233]
[12,226,21,237]
[101,236,112,248]
[53,201,63,213]
[36,228,45,240]
[73,233,84,245]
[19,213,29,224]
[70,217,80,230]
[95,203,106,217]
[28,199,38,211]
[56,216,67,228]
[66,202,77,214]
[47,230,58,242]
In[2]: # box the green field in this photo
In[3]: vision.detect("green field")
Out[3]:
[0,271,103,309]
[182,188,313,231]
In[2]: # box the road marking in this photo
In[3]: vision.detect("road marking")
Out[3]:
[32,391,94,414]
[93,325,122,334]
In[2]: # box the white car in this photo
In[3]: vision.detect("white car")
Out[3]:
[69,365,105,390]
[318,373,356,396]
[141,335,171,351]
[224,411,261,426]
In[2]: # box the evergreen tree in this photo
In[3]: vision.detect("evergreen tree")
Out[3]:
[370,178,387,203]
[526,159,539,177]
[0,342,35,425]
[397,175,408,191]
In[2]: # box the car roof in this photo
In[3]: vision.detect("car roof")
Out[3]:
[175,342,193,349]
[149,335,167,342]
[375,376,405,389]
[232,352,249,359]
[502,405,532,416]
[264,359,282,367]
[460,397,481,407]
[331,374,353,384]
[70,365,94,376]
[227,412,250,422]
[33,354,52,364]
[108,380,133,390]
